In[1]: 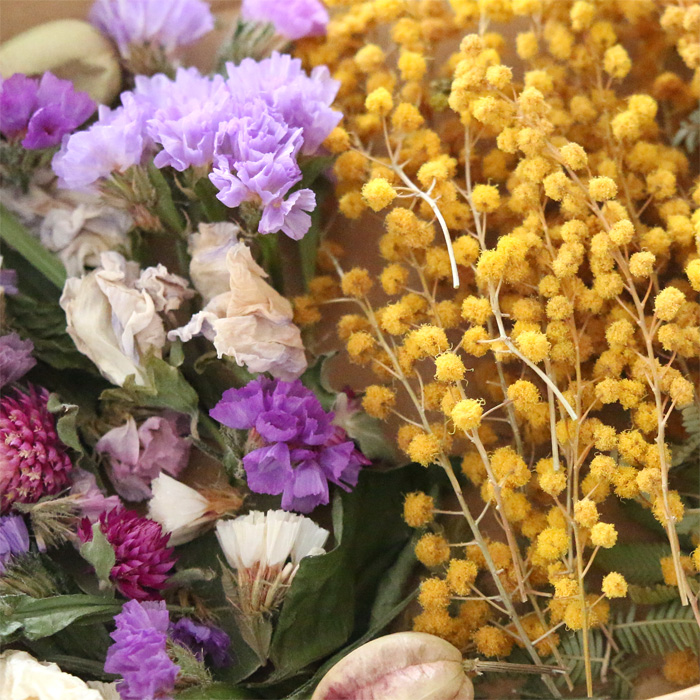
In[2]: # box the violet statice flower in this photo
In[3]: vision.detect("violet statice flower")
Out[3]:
[210,378,369,513]
[0,514,30,573]
[0,333,36,390]
[90,0,214,56]
[0,386,73,514]
[78,509,176,600]
[225,52,341,154]
[241,0,329,40]
[96,415,190,501]
[0,72,94,149]
[105,599,179,700]
[0,268,18,295]
[170,618,232,669]
[209,100,316,240]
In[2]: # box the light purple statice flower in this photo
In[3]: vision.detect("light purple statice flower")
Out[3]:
[241,0,329,40]
[170,618,232,669]
[0,72,94,149]
[209,99,316,240]
[52,97,150,192]
[0,333,36,390]
[96,415,190,501]
[90,0,214,56]
[78,509,176,600]
[0,267,18,295]
[105,599,179,700]
[0,514,30,573]
[225,52,341,154]
[145,69,232,171]
[210,378,369,513]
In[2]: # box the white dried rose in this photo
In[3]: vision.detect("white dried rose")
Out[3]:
[148,473,210,545]
[136,263,194,313]
[188,222,240,303]
[87,681,120,700]
[312,632,474,700]
[0,650,103,700]
[61,252,190,387]
[171,242,307,380]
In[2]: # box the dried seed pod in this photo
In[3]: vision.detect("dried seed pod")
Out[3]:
[311,631,474,700]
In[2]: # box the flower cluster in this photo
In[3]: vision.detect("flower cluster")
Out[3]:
[211,377,368,512]
[53,53,340,239]
[241,0,329,41]
[0,72,94,150]
[293,0,700,693]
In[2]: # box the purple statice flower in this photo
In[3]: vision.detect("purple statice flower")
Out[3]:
[78,509,176,600]
[210,378,369,513]
[170,618,232,669]
[96,415,190,502]
[0,72,94,149]
[209,99,316,240]
[225,52,341,154]
[90,0,214,56]
[145,69,232,171]
[0,514,30,573]
[52,96,150,192]
[0,267,18,295]
[0,386,73,514]
[241,0,329,40]
[0,333,36,390]
[105,599,179,700]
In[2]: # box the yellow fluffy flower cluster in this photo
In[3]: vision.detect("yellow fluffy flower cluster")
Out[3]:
[293,0,700,687]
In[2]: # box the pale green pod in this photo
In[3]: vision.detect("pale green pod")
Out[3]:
[0,20,121,105]
[311,631,474,700]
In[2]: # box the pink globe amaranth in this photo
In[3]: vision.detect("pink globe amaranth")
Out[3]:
[79,509,176,600]
[0,386,72,514]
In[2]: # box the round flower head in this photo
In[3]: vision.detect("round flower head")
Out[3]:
[241,0,329,40]
[170,618,232,669]
[90,0,214,56]
[78,509,176,600]
[104,600,179,700]
[0,514,30,573]
[0,386,72,513]
[210,377,368,513]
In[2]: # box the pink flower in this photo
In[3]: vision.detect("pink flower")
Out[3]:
[0,386,72,514]
[79,509,176,600]
[96,415,190,502]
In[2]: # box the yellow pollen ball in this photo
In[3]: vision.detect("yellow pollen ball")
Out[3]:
[662,649,700,687]
[654,287,685,321]
[354,44,385,73]
[408,432,441,467]
[403,491,435,527]
[602,572,628,598]
[412,325,450,356]
[391,102,424,132]
[588,176,618,201]
[574,498,599,527]
[341,268,373,297]
[398,50,427,81]
[323,126,350,154]
[686,259,700,292]
[362,385,396,419]
[536,527,570,561]
[418,576,451,608]
[560,143,588,170]
[516,331,551,363]
[435,352,466,382]
[471,184,501,213]
[629,251,656,278]
[446,559,479,595]
[473,626,514,658]
[362,178,397,211]
[609,219,635,245]
[590,522,618,548]
[603,44,632,79]
[365,87,394,116]
[451,399,483,432]
[461,296,492,325]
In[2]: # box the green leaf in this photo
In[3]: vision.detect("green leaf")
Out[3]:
[0,203,66,288]
[193,177,230,222]
[300,353,338,412]
[298,172,332,287]
[46,394,82,453]
[5,292,95,372]
[594,542,670,585]
[628,584,681,605]
[79,523,116,592]
[613,601,700,655]
[100,354,200,418]
[1,595,122,642]
[147,163,186,234]
[177,683,259,699]
[266,463,429,682]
